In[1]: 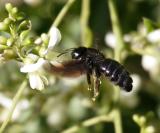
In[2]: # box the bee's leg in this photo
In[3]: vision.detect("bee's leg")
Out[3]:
[87,73,92,91]
[92,70,101,101]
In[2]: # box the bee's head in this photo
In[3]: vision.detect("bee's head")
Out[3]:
[71,47,87,60]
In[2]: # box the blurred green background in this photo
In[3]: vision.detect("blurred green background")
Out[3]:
[0,0,160,133]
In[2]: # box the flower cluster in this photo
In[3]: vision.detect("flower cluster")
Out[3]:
[133,112,160,133]
[0,3,61,90]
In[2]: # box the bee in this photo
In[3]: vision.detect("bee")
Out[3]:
[49,47,133,99]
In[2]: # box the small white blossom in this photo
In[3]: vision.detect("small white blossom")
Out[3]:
[120,74,141,108]
[68,95,87,120]
[48,26,61,50]
[147,29,160,43]
[20,58,47,90]
[105,32,116,48]
[34,37,42,45]
[47,104,66,127]
[131,74,141,91]
[142,55,159,72]
[0,93,12,109]
[124,34,132,42]
[41,26,61,55]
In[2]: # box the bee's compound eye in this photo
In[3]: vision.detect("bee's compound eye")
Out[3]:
[72,52,80,59]
[71,51,79,59]
[71,47,86,60]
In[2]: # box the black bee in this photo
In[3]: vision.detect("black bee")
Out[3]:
[49,47,133,99]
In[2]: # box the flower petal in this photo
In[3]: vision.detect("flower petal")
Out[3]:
[20,58,46,73]
[48,26,61,49]
[141,55,158,72]
[147,29,160,43]
[29,73,44,90]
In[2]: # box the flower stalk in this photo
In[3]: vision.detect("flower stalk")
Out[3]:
[0,79,27,133]
[61,113,113,133]
[80,0,92,47]
[50,0,76,28]
[108,0,125,133]
[108,0,124,62]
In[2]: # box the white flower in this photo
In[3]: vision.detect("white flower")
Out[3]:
[41,26,61,56]
[124,34,132,42]
[47,104,66,127]
[120,74,141,108]
[20,58,48,90]
[48,26,61,50]
[147,29,160,43]
[20,58,46,73]
[105,32,116,48]
[20,27,61,90]
[141,55,159,73]
[28,72,44,90]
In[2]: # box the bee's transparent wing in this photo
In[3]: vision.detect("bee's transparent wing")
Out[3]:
[48,60,86,77]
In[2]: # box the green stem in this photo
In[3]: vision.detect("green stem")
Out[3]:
[113,109,122,133]
[61,114,113,133]
[108,0,124,62]
[0,79,27,133]
[108,0,124,133]
[50,0,76,29]
[80,0,92,47]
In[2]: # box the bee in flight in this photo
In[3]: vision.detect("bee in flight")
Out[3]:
[48,47,133,99]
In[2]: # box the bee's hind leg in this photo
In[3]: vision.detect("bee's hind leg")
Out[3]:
[92,70,101,101]
[87,73,92,91]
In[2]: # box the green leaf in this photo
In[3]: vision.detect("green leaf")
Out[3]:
[143,18,159,33]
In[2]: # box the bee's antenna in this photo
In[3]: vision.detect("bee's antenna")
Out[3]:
[57,51,68,57]
[57,48,75,57]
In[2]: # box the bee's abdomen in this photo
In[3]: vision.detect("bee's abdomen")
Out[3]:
[99,59,133,92]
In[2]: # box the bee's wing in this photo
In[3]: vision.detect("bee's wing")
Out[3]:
[48,60,86,77]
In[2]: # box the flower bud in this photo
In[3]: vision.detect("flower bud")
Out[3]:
[5,3,13,13]
[7,38,14,46]
[39,46,47,57]
[4,18,12,25]
[3,49,17,60]
[0,36,7,45]
[34,38,42,45]
[12,7,18,15]
[139,116,146,125]
[133,114,146,126]
[41,33,49,45]
[0,22,8,31]
[145,126,155,133]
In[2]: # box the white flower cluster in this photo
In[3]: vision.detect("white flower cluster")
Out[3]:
[20,26,61,90]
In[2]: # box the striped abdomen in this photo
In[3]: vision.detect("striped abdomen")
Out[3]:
[99,59,133,92]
